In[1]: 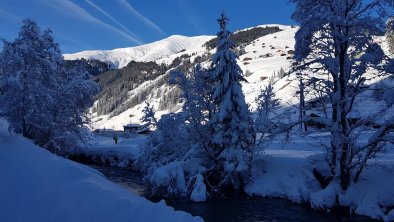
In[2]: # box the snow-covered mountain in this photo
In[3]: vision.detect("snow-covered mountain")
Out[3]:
[65,24,392,131]
[64,35,214,69]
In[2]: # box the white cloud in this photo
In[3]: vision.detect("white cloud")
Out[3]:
[43,0,143,45]
[117,0,167,36]
[84,0,139,40]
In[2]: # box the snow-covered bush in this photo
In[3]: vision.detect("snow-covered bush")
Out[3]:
[138,113,190,171]
[149,160,207,201]
[136,62,215,200]
[136,112,209,200]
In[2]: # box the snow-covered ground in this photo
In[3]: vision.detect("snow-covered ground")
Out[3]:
[3,121,392,221]
[83,135,145,158]
[77,135,146,167]
[81,130,394,221]
[247,133,394,221]
[0,120,202,222]
[89,74,180,131]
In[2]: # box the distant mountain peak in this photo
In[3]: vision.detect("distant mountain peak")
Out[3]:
[64,35,214,69]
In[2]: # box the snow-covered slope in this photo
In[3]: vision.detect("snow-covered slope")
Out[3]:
[90,25,298,130]
[83,24,392,131]
[238,25,297,105]
[0,119,202,222]
[64,35,214,69]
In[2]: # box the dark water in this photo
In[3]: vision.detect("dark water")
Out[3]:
[90,165,376,222]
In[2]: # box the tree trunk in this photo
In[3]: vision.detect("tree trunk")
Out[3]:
[338,42,351,191]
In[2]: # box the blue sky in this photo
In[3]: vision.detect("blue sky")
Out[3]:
[0,0,295,53]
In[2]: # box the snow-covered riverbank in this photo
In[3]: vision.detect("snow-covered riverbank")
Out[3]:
[0,120,202,222]
[81,132,394,221]
[3,125,392,221]
[247,145,394,221]
[74,135,145,167]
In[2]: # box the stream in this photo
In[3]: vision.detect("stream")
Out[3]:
[89,164,376,222]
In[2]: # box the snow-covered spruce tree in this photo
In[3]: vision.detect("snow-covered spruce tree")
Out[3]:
[291,0,394,191]
[141,101,158,128]
[209,12,255,190]
[255,80,281,139]
[386,17,394,56]
[256,80,280,121]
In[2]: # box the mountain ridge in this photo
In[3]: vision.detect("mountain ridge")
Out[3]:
[64,35,214,69]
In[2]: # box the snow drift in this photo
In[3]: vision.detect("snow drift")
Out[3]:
[0,119,202,222]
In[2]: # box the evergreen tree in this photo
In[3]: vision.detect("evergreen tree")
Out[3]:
[254,80,281,148]
[277,67,286,79]
[209,12,255,189]
[141,101,157,127]
[255,81,280,126]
